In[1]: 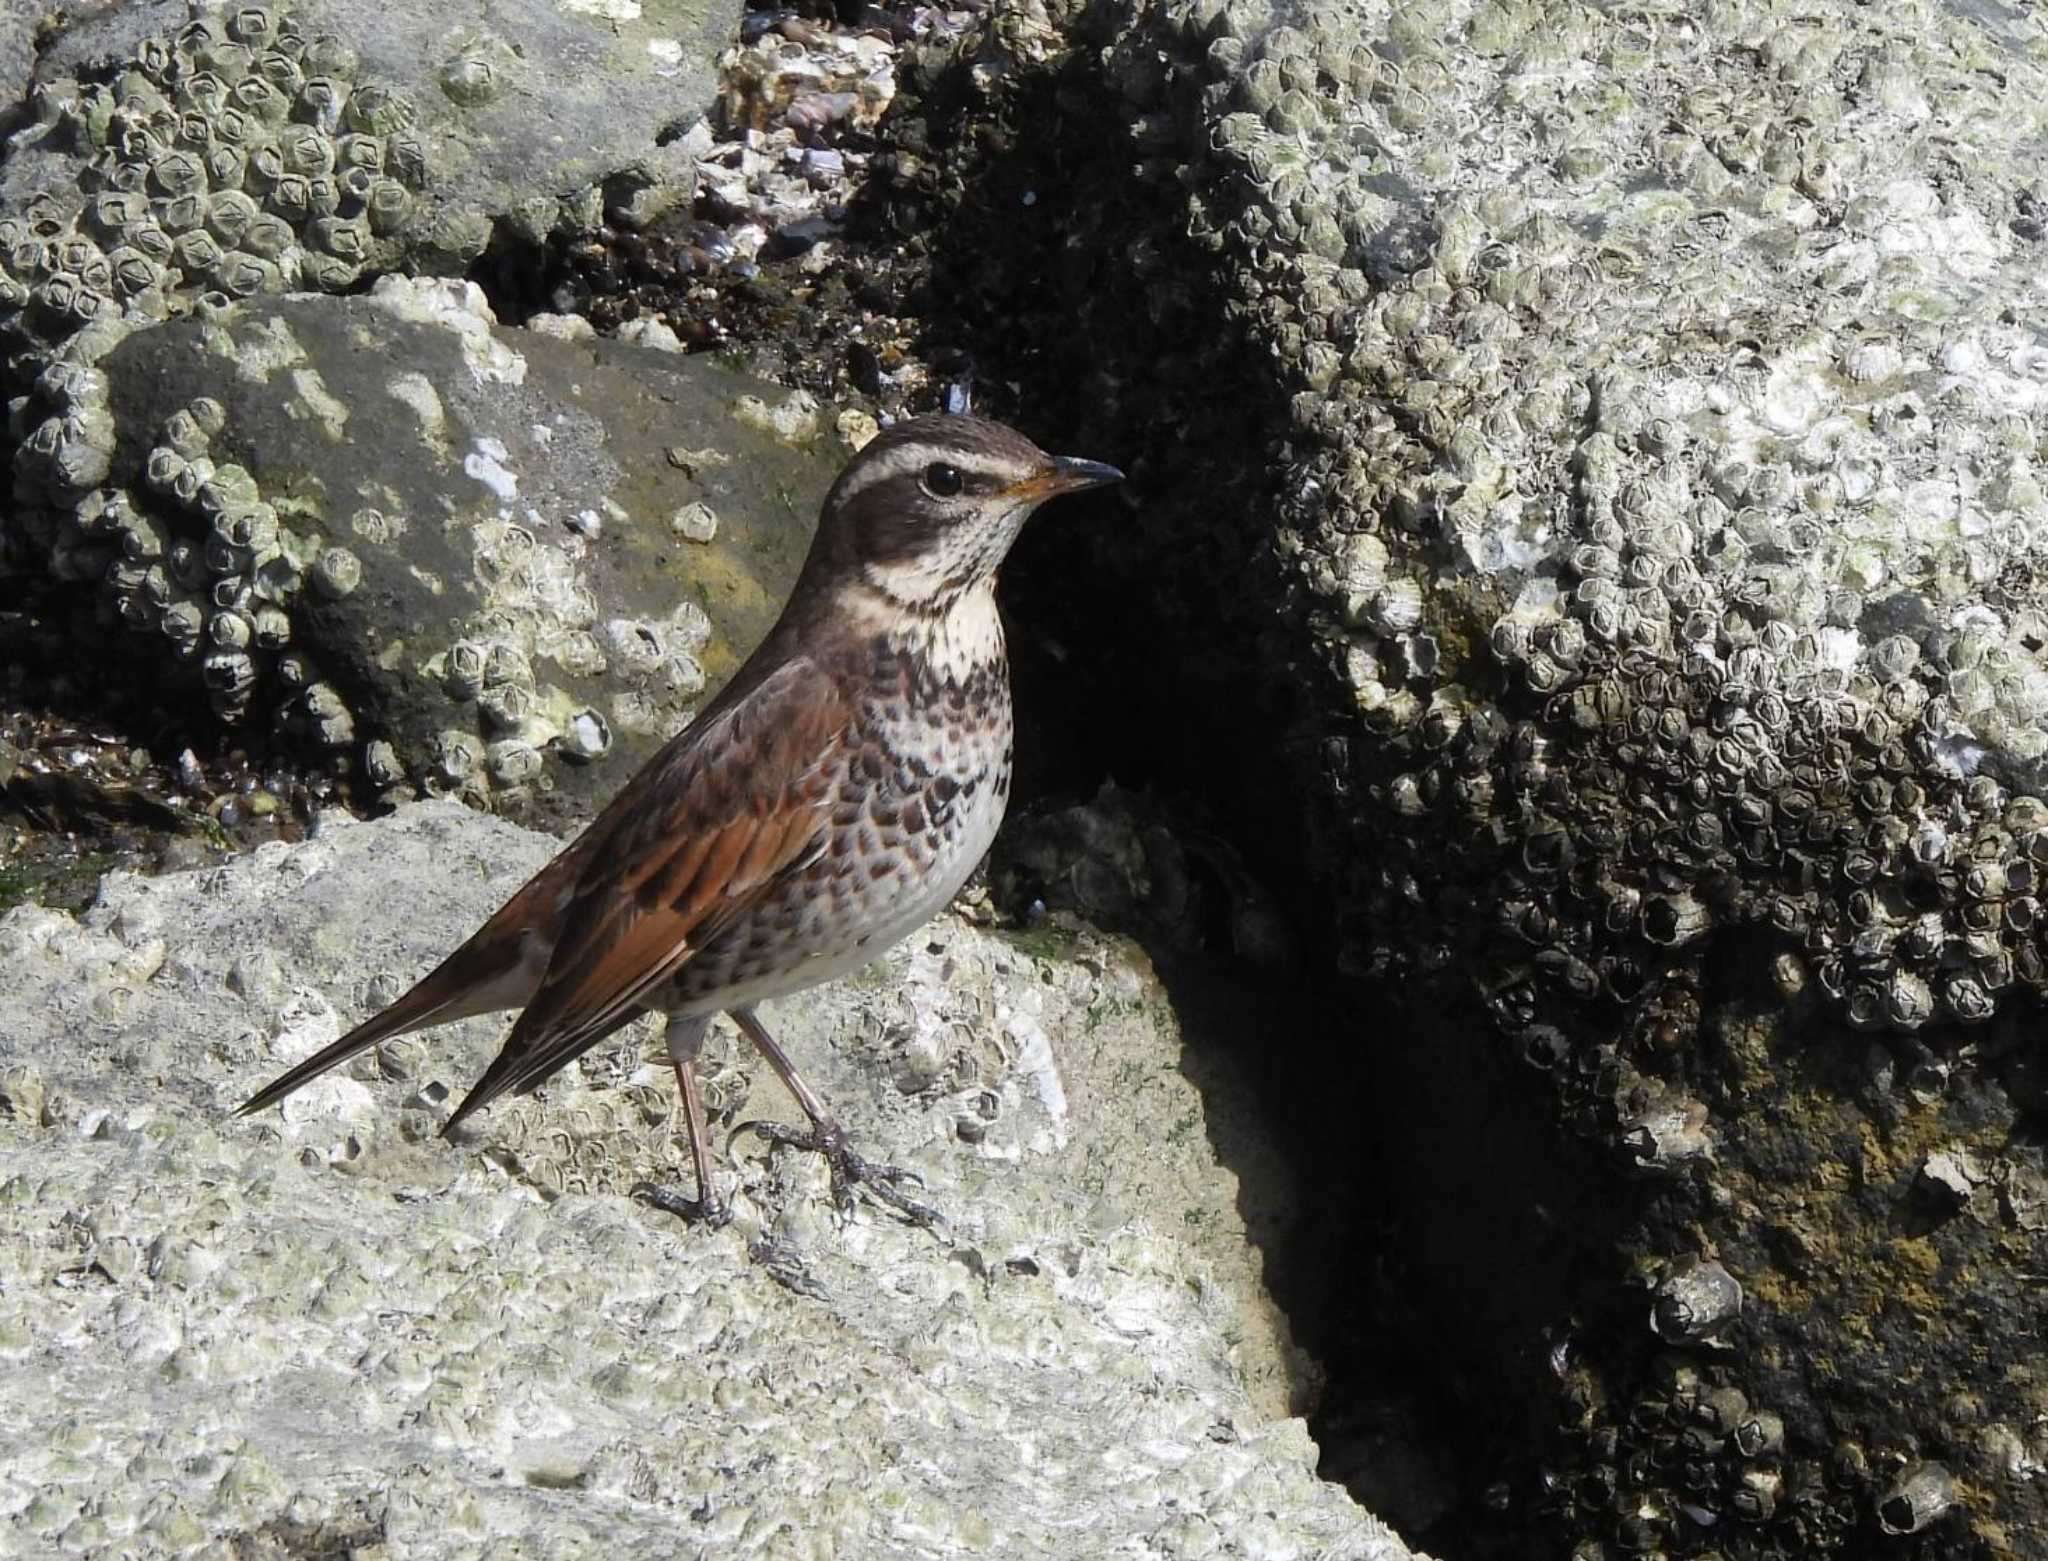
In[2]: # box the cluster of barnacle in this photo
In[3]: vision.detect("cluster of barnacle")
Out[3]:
[1055,0,2038,1548]
[1534,1253,1967,1552]
[396,600,713,802]
[1135,0,2048,1042]
[482,1074,710,1201]
[1,8,420,356]
[1553,1352,1804,1548]
[1355,524,2048,1049]
[3,8,427,773]
[131,395,361,738]
[9,364,365,739]
[417,636,571,797]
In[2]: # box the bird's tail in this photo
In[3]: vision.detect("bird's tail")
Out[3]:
[238,820,595,1119]
[237,936,542,1116]
[237,986,462,1117]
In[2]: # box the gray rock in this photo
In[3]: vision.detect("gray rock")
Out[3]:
[79,278,840,816]
[12,0,729,265]
[0,0,742,816]
[0,0,727,370]
[1091,0,2048,1036]
[0,800,1418,1558]
[871,0,2048,1547]
[0,10,38,139]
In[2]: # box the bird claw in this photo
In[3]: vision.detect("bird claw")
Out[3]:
[630,1178,731,1228]
[728,1117,942,1225]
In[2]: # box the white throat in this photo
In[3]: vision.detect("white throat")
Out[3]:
[839,574,1008,681]
[921,579,1006,680]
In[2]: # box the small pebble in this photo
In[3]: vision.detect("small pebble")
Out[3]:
[672,502,719,543]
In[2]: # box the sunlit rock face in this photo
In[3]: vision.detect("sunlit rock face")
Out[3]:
[0,800,1412,1559]
[1,1,755,816]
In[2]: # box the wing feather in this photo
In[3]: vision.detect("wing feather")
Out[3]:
[441,656,848,1131]
[236,837,588,1115]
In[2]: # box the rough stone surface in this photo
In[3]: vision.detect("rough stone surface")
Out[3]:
[871,0,2048,1551]
[0,800,1413,1558]
[82,278,840,818]
[0,0,738,813]
[12,0,730,270]
[0,12,36,141]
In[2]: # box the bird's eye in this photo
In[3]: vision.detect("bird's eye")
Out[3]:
[922,462,964,498]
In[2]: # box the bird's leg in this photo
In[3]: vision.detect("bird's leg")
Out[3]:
[632,1014,730,1226]
[726,1005,940,1224]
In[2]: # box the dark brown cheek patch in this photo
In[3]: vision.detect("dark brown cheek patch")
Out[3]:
[870,516,928,563]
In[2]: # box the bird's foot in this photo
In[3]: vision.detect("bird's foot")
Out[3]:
[631,1179,732,1228]
[729,1117,941,1225]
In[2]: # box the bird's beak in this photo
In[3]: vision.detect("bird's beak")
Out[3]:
[1004,455,1124,501]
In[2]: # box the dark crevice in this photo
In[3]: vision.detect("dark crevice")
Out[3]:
[866,30,1733,1559]
[466,215,560,326]
[876,41,1571,1555]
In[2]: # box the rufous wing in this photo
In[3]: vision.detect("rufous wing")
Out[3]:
[440,656,849,1131]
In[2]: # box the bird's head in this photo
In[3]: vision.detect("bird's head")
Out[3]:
[810,414,1121,614]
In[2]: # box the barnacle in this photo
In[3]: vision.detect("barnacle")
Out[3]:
[561,708,612,762]
[1877,1462,1954,1536]
[0,8,439,795]
[309,546,361,599]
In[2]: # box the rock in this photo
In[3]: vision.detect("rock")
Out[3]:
[0,0,739,816]
[0,10,37,140]
[0,0,728,367]
[869,0,2048,1548]
[80,278,838,817]
[0,800,1416,1557]
[12,0,728,266]
[982,0,2048,1038]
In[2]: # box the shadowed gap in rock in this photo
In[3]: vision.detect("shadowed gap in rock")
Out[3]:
[886,36,1642,1555]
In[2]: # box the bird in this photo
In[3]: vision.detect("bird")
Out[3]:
[240,413,1122,1224]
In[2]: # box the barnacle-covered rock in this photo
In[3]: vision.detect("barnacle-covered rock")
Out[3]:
[13,0,732,305]
[2,0,738,793]
[0,800,1407,1558]
[84,282,840,816]
[2,11,432,382]
[880,0,2048,1548]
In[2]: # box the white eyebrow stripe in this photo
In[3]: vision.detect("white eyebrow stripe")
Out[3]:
[834,442,1021,505]
[832,444,924,505]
